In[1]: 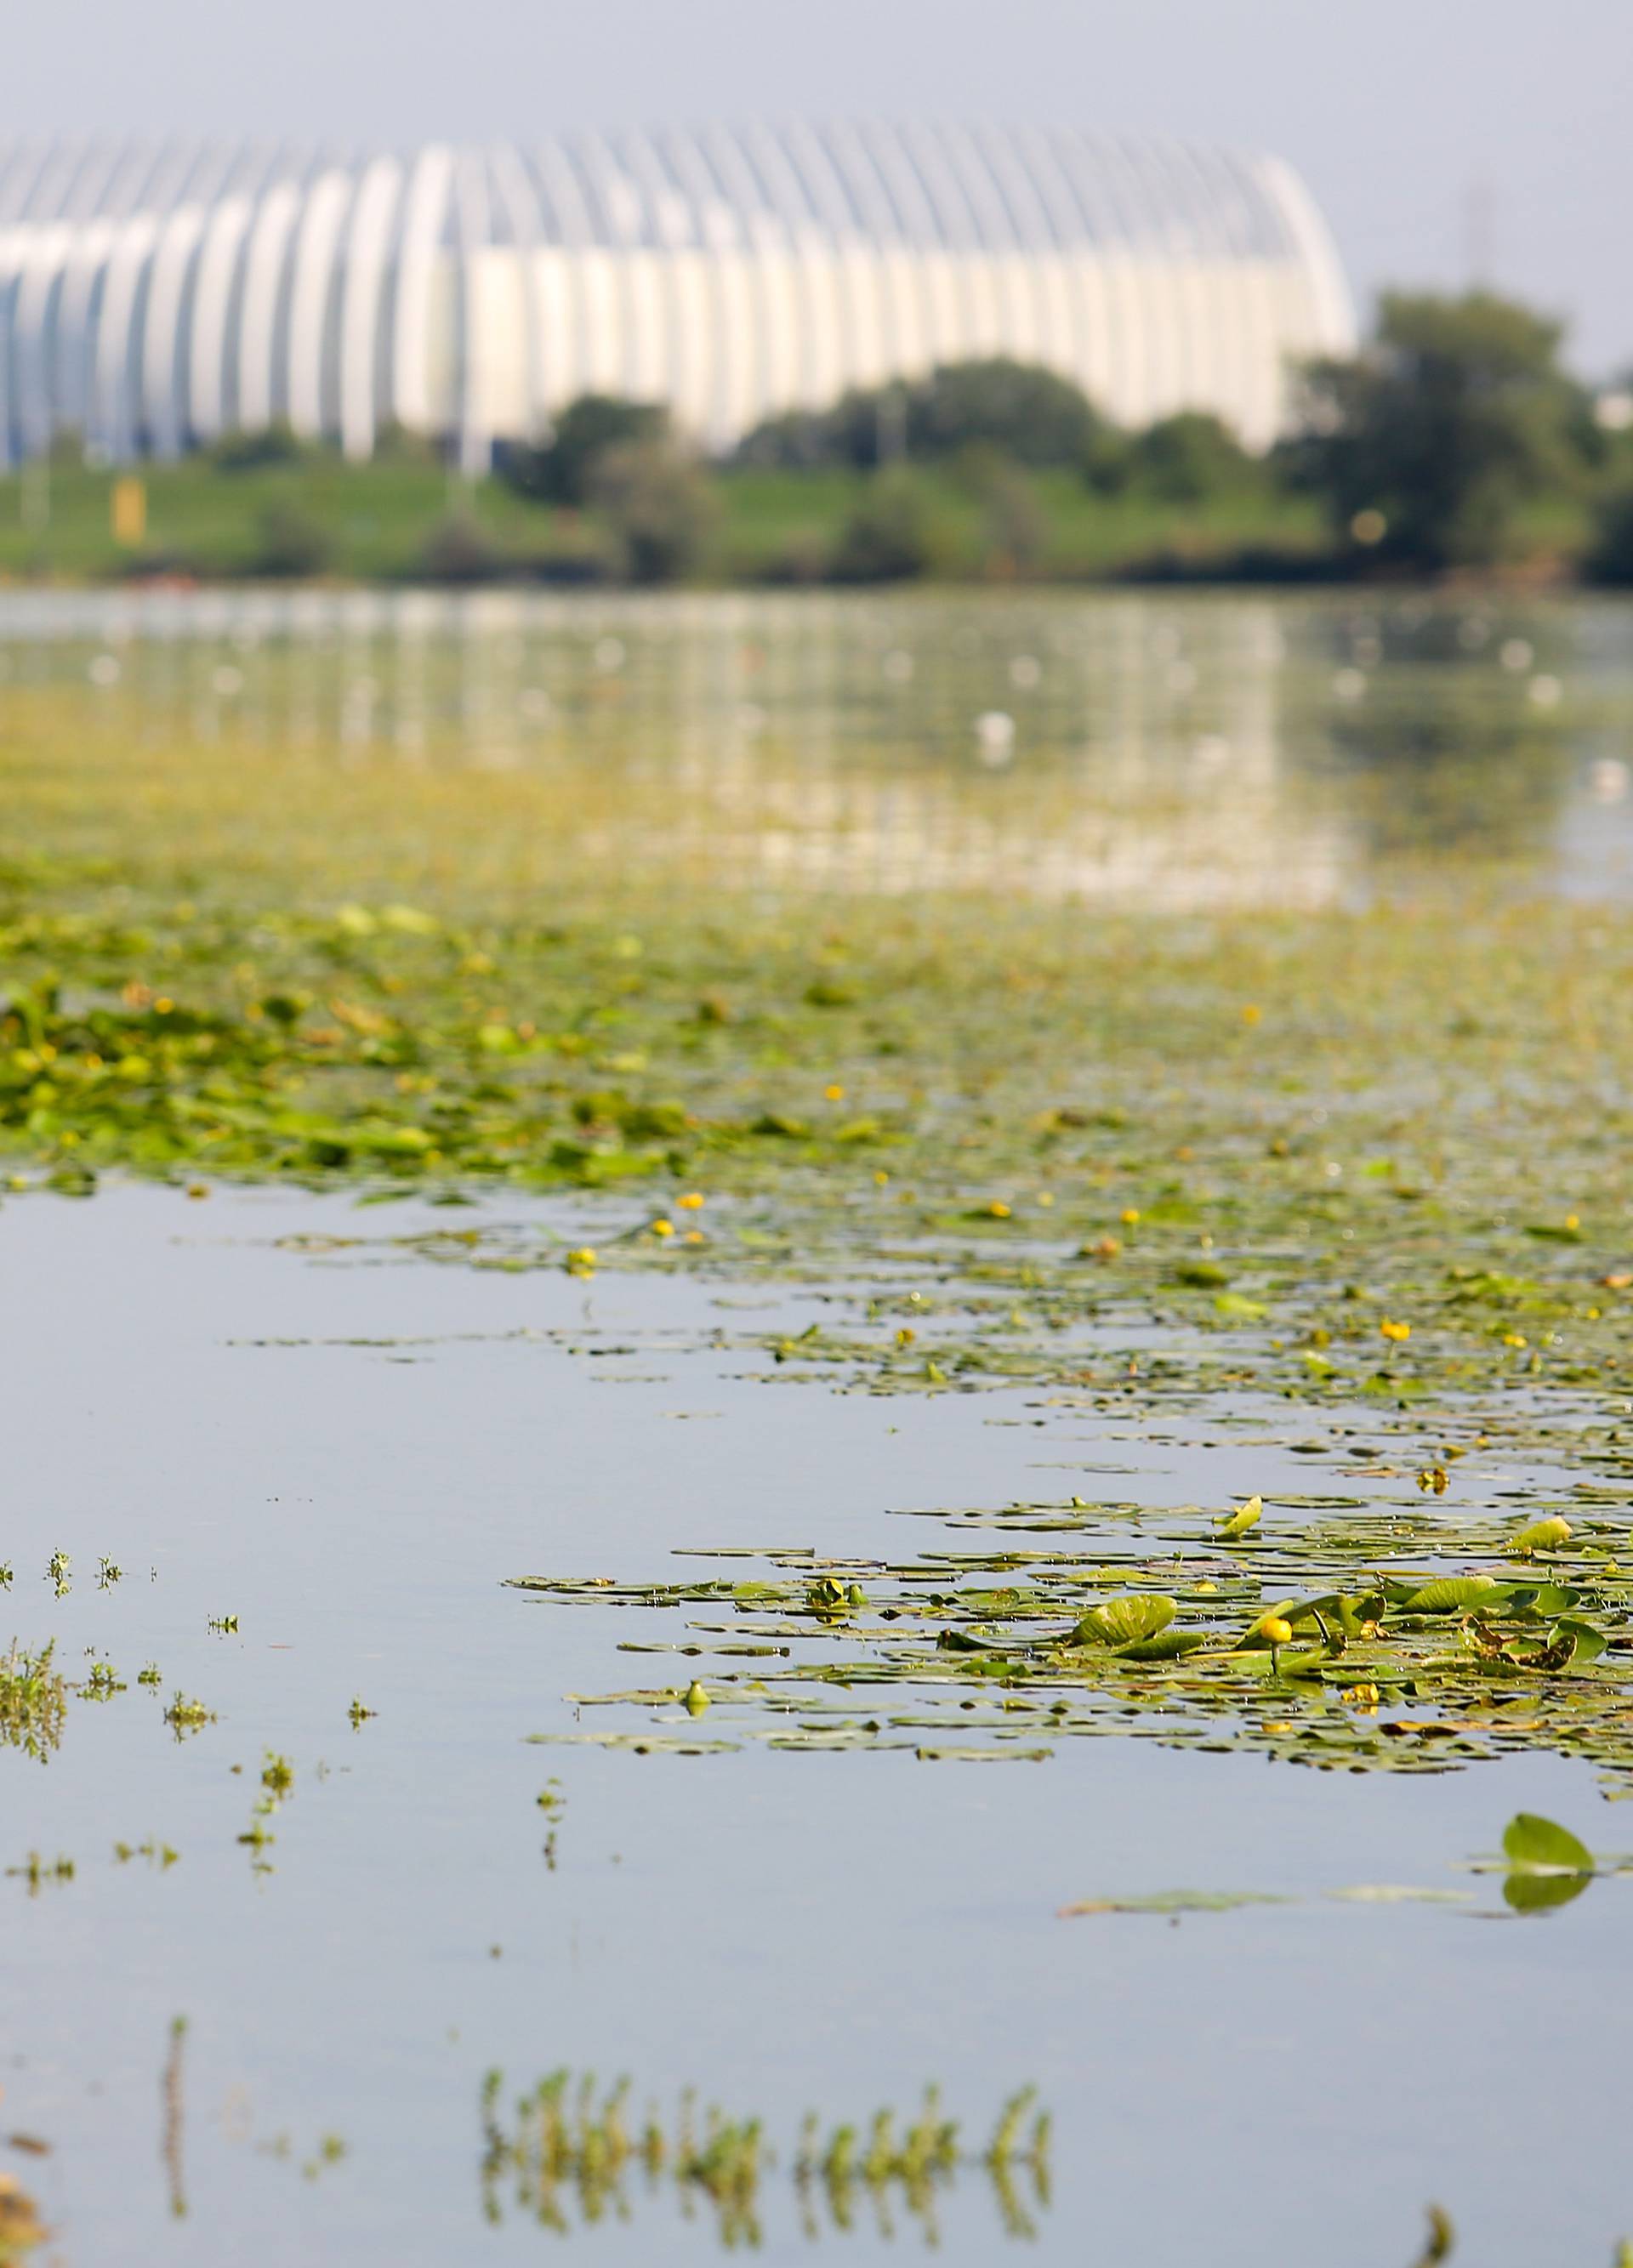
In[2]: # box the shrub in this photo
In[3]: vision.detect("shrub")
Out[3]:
[500,396,671,507]
[252,498,335,577]
[828,468,940,582]
[415,510,506,583]
[211,423,309,473]
[590,441,718,583]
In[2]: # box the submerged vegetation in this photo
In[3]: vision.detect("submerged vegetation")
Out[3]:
[480,2072,1050,2246]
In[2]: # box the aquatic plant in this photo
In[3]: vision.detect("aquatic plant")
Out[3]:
[478,2070,1049,2245]
[0,1644,66,1762]
[513,1498,1633,1785]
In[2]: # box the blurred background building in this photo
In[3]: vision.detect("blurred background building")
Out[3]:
[0,125,1352,471]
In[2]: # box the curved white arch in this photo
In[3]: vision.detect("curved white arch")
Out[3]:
[391,144,452,435]
[89,211,157,458]
[339,156,402,458]
[187,194,253,440]
[285,168,352,439]
[1255,152,1355,355]
[12,222,74,456]
[234,180,301,432]
[53,216,117,435]
[140,202,206,455]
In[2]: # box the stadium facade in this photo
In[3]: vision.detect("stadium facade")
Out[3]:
[0,127,1353,471]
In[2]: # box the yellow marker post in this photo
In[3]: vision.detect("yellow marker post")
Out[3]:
[111,476,146,548]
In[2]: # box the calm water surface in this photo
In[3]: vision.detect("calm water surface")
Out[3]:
[3,591,1633,2265]
[2,583,1631,903]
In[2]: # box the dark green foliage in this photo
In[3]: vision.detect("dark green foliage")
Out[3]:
[252,497,336,577]
[1104,411,1261,504]
[208,423,310,474]
[415,509,506,583]
[1289,291,1591,571]
[500,395,671,507]
[1586,483,1633,585]
[738,357,1104,471]
[589,440,719,583]
[954,445,1050,574]
[828,468,942,582]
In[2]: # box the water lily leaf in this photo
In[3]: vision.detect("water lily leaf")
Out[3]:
[1502,1812,1594,1873]
[1398,1576,1501,1615]
[1552,1617,1609,1664]
[914,1745,1050,1764]
[1268,1646,1330,1680]
[1326,1885,1473,1906]
[1071,1595,1175,1648]
[1511,1516,1575,1554]
[1057,1889,1285,1918]
[1502,1868,1594,1913]
[1214,1293,1267,1322]
[1528,1583,1583,1617]
[1217,1496,1262,1540]
[1116,1629,1208,1663]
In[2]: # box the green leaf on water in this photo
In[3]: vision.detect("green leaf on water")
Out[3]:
[1217,1495,1263,1540]
[1398,1575,1501,1615]
[1058,1888,1285,1918]
[1511,1516,1574,1555]
[1070,1595,1175,1648]
[1501,1812,1593,1873]
[1170,1261,1230,1289]
[1116,1629,1208,1663]
[1502,1867,1593,1914]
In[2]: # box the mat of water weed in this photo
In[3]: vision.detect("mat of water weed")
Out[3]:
[511,1498,1633,1783]
[4,693,1633,1444]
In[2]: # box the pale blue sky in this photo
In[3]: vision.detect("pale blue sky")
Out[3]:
[5,0,1627,372]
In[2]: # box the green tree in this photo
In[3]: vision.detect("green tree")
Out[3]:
[590,440,718,583]
[500,396,671,507]
[737,358,1104,471]
[953,444,1049,576]
[828,467,942,582]
[1289,291,1588,571]
[1123,412,1259,503]
[903,358,1101,465]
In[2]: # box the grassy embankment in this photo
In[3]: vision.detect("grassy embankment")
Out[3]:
[0,454,1587,586]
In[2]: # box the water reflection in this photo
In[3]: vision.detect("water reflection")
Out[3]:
[0,588,1628,907]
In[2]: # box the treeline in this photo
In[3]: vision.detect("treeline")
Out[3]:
[475,290,1633,585]
[490,364,1283,584]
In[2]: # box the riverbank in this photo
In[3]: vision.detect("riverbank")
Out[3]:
[0,452,1596,588]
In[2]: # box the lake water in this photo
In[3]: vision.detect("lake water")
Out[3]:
[3,588,1633,2267]
[2,583,1630,905]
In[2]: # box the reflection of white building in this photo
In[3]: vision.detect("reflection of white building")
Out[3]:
[0,126,1352,469]
[0,587,1357,907]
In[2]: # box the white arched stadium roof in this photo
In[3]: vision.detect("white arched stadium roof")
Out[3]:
[0,125,1353,468]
